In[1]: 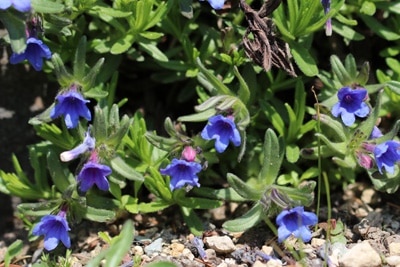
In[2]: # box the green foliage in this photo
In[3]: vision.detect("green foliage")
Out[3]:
[0,0,400,257]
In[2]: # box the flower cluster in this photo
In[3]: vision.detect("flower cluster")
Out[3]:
[160,115,241,191]
[331,87,400,174]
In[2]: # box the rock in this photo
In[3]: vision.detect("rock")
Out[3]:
[389,243,400,256]
[266,259,283,267]
[253,260,268,267]
[205,235,236,253]
[339,241,381,267]
[386,255,400,267]
[311,238,326,248]
[132,245,144,256]
[144,238,163,256]
[361,188,380,205]
[261,245,274,256]
[170,243,185,257]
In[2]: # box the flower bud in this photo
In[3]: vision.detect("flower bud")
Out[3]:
[182,146,197,162]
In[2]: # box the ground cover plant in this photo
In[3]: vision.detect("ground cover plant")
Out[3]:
[1,0,400,266]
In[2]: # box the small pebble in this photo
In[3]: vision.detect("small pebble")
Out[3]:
[389,243,400,256]
[144,238,163,256]
[205,236,236,253]
[386,255,400,267]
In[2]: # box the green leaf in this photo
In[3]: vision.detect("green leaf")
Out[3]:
[32,0,65,13]
[4,239,23,267]
[331,21,364,41]
[360,1,376,16]
[176,197,222,209]
[286,144,300,163]
[196,58,233,96]
[111,34,136,54]
[192,187,246,202]
[18,201,59,217]
[83,206,115,222]
[178,108,217,122]
[86,220,134,267]
[222,203,263,232]
[73,36,87,81]
[110,156,144,182]
[138,41,168,62]
[359,14,400,41]
[289,41,318,76]
[227,173,262,200]
[259,129,284,185]
[146,262,179,267]
[181,206,203,236]
[47,149,74,192]
[0,10,27,54]
[179,0,193,19]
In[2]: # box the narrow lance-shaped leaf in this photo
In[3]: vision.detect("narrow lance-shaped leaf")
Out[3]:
[259,129,284,185]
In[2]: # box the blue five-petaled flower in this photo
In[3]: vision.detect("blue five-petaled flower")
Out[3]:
[9,37,51,71]
[32,213,71,251]
[50,89,92,129]
[374,141,400,175]
[0,0,31,12]
[77,161,112,192]
[160,158,202,191]
[201,115,241,153]
[276,206,318,243]
[331,87,370,127]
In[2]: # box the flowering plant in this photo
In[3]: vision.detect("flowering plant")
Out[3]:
[0,0,400,265]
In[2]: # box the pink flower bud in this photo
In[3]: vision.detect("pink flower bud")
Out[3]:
[182,146,197,162]
[357,152,373,169]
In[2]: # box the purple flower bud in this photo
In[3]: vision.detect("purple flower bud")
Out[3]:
[320,0,331,36]
[369,126,383,140]
[193,237,206,259]
[182,146,197,162]
[60,130,95,162]
[356,152,373,169]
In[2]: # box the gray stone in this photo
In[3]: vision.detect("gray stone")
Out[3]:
[144,238,163,256]
[339,241,381,267]
[205,235,236,253]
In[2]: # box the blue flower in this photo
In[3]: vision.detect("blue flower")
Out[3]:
[276,206,318,243]
[77,161,112,192]
[9,37,51,71]
[201,115,241,153]
[193,237,206,259]
[32,213,71,251]
[60,129,95,162]
[50,90,91,129]
[160,158,202,191]
[374,141,400,175]
[331,87,370,126]
[320,0,331,36]
[200,0,224,9]
[0,0,31,12]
